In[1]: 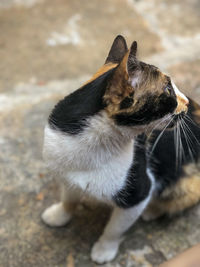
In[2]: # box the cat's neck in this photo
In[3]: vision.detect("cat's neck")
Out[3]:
[80,111,135,156]
[44,111,139,172]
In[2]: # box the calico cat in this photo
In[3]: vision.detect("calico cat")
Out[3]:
[42,35,200,264]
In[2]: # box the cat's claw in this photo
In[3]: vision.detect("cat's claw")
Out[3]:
[41,202,72,227]
[91,239,119,264]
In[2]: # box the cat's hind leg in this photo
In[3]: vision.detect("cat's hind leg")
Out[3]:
[42,184,81,227]
[142,175,200,221]
[142,201,165,221]
[162,175,200,216]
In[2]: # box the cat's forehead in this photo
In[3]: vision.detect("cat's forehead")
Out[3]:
[140,61,158,69]
[139,61,160,74]
[134,60,168,85]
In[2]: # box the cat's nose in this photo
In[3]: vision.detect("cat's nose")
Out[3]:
[171,81,189,114]
[182,97,189,106]
[176,90,189,107]
[175,96,189,114]
[185,98,189,106]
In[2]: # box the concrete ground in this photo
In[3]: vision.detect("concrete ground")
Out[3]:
[0,0,200,266]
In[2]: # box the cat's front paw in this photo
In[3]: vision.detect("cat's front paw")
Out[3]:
[41,202,72,227]
[91,239,119,264]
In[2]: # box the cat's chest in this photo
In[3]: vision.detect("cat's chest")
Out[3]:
[66,155,133,200]
[43,125,134,200]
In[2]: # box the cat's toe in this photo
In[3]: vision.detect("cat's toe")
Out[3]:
[41,202,72,227]
[91,239,119,264]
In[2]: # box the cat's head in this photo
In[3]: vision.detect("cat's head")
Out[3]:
[97,35,189,131]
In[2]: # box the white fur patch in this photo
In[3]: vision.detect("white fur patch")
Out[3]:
[141,167,157,221]
[43,112,134,201]
[91,196,152,263]
[130,71,141,88]
[146,167,156,197]
[172,81,188,104]
[91,239,120,264]
[41,202,71,227]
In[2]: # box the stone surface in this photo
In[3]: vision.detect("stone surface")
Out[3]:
[132,0,200,37]
[0,0,162,92]
[0,0,200,266]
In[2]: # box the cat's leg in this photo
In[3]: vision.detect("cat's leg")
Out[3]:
[42,184,81,227]
[91,198,149,264]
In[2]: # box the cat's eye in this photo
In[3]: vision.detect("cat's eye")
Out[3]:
[164,85,172,95]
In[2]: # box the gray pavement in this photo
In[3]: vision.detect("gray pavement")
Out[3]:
[0,0,200,266]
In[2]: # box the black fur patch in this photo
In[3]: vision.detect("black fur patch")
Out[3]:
[49,68,116,134]
[148,98,200,194]
[113,134,151,208]
[114,99,200,207]
[115,93,177,126]
[105,35,128,64]
[120,97,133,110]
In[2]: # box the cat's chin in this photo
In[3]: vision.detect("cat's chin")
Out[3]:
[120,114,178,138]
[166,117,178,129]
[146,114,176,133]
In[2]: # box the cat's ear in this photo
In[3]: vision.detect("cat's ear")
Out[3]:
[114,40,140,88]
[104,41,140,112]
[129,41,137,58]
[127,41,140,87]
[105,35,128,64]
[117,40,138,74]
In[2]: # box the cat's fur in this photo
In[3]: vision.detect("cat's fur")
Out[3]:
[42,35,200,263]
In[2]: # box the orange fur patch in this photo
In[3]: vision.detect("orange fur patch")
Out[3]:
[83,63,117,86]
[163,175,200,214]
[175,96,188,114]
[147,173,200,218]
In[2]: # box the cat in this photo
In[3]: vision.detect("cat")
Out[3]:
[41,35,200,264]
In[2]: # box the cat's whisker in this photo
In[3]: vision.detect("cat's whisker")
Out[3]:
[173,123,176,166]
[179,116,195,162]
[181,120,198,161]
[145,114,172,138]
[173,122,177,168]
[181,119,199,157]
[184,114,200,129]
[179,121,186,163]
[150,116,174,155]
[177,119,180,168]
[178,118,183,166]
[175,118,180,170]
[182,117,200,147]
[177,116,185,166]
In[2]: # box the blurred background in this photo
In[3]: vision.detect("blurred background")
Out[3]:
[0,0,200,266]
